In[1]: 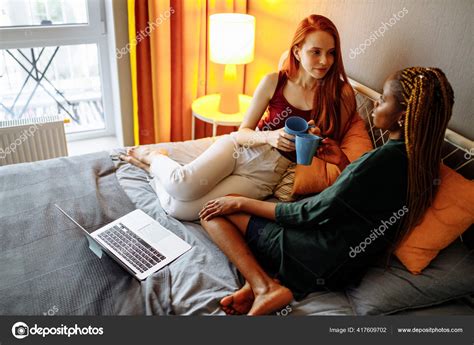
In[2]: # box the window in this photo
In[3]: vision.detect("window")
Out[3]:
[1,0,88,27]
[0,0,114,140]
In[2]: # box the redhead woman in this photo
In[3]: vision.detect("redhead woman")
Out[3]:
[121,14,362,220]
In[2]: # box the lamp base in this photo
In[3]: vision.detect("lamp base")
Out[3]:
[218,64,239,114]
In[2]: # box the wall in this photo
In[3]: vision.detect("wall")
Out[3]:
[246,0,474,140]
[107,0,134,146]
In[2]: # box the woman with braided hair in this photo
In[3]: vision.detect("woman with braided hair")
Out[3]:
[198,67,454,315]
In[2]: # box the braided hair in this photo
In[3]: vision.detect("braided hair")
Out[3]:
[390,67,454,250]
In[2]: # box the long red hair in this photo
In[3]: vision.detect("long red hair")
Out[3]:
[282,15,355,140]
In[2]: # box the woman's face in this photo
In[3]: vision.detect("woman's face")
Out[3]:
[372,77,404,130]
[294,30,335,80]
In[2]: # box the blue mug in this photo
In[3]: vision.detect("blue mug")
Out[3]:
[284,116,315,141]
[295,133,322,165]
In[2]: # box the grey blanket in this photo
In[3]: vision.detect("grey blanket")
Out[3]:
[0,152,143,315]
[111,151,244,315]
[110,150,353,315]
[0,151,246,315]
[3,151,470,316]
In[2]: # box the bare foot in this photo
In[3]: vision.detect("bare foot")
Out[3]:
[127,146,168,165]
[220,281,254,315]
[119,154,151,173]
[247,282,293,316]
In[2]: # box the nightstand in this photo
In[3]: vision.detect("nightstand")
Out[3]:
[191,94,252,139]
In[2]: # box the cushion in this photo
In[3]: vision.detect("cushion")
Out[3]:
[346,240,474,315]
[292,114,373,195]
[273,163,297,202]
[394,164,474,274]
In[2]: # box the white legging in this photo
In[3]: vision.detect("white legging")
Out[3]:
[146,134,291,221]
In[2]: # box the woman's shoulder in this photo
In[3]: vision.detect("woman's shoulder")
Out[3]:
[257,72,281,99]
[351,140,407,170]
[261,72,279,85]
[340,81,356,108]
[379,140,407,158]
[341,81,354,95]
[338,81,357,136]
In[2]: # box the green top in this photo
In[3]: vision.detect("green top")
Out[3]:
[258,140,408,298]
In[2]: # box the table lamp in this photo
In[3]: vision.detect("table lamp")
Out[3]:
[209,13,255,114]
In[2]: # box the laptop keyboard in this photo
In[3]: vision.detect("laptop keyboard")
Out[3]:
[98,223,166,273]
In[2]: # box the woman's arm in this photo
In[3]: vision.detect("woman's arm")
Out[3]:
[232,73,275,146]
[198,194,327,228]
[199,196,277,221]
[231,73,296,152]
[237,197,277,221]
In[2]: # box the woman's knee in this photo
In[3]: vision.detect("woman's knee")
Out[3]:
[224,213,251,235]
[215,134,239,157]
[161,199,200,221]
[200,214,249,235]
[200,217,212,231]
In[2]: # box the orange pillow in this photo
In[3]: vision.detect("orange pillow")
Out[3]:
[395,164,474,274]
[292,114,373,195]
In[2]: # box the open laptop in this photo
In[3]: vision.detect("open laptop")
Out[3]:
[55,204,191,280]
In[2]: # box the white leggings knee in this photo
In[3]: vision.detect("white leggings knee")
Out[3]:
[150,135,237,201]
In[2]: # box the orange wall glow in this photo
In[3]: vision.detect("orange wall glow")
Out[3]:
[242,0,473,140]
[244,0,315,95]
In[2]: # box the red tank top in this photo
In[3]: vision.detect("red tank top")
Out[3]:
[257,71,313,162]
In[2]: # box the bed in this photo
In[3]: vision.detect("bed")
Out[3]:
[1,79,473,316]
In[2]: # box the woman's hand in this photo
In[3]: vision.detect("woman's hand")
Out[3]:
[199,196,244,221]
[307,120,322,136]
[264,128,295,152]
[316,138,350,170]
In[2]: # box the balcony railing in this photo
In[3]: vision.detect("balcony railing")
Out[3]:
[0,45,105,134]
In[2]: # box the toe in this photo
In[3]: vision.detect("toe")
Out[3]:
[220,295,233,307]
[119,155,131,162]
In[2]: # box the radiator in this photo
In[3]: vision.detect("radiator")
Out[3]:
[0,116,68,166]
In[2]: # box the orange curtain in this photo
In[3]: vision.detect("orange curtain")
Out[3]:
[128,0,248,144]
